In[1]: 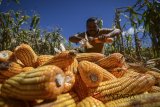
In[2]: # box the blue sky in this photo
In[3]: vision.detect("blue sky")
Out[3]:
[1,0,137,40]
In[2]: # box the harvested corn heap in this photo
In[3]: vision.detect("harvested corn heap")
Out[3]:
[0,43,159,107]
[34,92,79,107]
[0,96,29,107]
[77,96,105,107]
[105,92,160,107]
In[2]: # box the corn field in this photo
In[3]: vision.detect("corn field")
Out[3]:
[104,0,160,61]
[0,0,160,61]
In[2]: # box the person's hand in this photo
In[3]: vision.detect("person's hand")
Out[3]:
[98,34,110,40]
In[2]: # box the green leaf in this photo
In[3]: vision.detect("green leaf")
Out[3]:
[0,0,2,5]
[30,15,37,29]
[33,17,40,29]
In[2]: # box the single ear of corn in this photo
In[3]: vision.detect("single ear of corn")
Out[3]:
[22,67,34,72]
[0,74,9,83]
[63,70,75,93]
[0,50,15,62]
[66,58,78,74]
[42,51,76,70]
[105,92,160,107]
[1,65,65,100]
[78,61,103,88]
[102,69,117,81]
[88,74,155,103]
[146,70,160,86]
[148,86,160,93]
[122,68,140,77]
[0,62,23,78]
[14,44,38,67]
[108,67,126,78]
[73,74,89,100]
[76,53,105,62]
[145,70,160,80]
[128,63,149,73]
[34,92,79,107]
[77,96,105,107]
[0,96,29,107]
[96,53,125,69]
[37,55,54,66]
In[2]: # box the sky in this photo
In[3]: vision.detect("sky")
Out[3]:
[0,0,137,40]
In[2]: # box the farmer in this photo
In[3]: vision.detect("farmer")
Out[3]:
[69,17,121,53]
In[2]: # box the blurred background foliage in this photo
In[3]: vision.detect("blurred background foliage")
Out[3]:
[105,0,160,61]
[0,0,160,62]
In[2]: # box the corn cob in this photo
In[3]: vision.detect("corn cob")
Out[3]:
[149,86,160,93]
[1,65,65,100]
[118,74,155,95]
[78,61,116,87]
[108,67,126,78]
[146,70,160,86]
[0,74,9,83]
[96,53,125,69]
[16,59,25,66]
[88,74,155,103]
[146,70,160,80]
[76,53,105,62]
[73,74,89,100]
[0,62,23,78]
[34,92,79,107]
[22,67,34,72]
[42,51,76,70]
[122,68,140,77]
[77,96,105,107]
[63,70,75,93]
[128,62,149,73]
[66,58,78,74]
[37,55,54,66]
[0,50,15,62]
[14,44,38,67]
[0,96,29,107]
[102,69,117,81]
[105,92,160,107]
[78,61,103,87]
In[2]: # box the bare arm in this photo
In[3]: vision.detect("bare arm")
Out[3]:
[96,28,121,43]
[101,28,121,38]
[69,33,85,43]
[107,28,121,38]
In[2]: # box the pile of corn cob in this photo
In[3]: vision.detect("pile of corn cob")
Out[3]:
[0,43,160,107]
